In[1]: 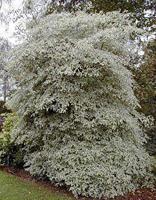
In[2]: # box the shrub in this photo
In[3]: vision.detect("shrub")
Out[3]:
[0,113,24,167]
[7,11,154,198]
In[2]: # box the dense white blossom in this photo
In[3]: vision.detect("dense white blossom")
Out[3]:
[7,11,154,198]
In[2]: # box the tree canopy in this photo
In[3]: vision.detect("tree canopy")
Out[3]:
[7,11,154,198]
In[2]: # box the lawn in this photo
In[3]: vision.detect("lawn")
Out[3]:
[0,170,155,200]
[0,170,72,200]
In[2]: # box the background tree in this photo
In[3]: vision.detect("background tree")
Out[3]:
[135,39,156,155]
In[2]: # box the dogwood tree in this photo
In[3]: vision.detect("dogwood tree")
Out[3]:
[7,11,153,198]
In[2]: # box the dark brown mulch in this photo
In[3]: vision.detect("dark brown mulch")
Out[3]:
[0,165,156,200]
[112,188,156,200]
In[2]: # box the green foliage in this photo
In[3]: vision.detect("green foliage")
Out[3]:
[90,0,143,12]
[0,113,24,167]
[7,11,154,198]
[2,113,18,134]
[134,40,156,155]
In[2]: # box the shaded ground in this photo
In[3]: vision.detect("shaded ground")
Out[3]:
[0,166,156,200]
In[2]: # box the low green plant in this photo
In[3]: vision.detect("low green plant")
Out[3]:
[0,113,24,167]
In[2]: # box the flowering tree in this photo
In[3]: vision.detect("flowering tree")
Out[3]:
[8,11,153,198]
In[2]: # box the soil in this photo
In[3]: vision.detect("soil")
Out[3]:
[0,165,156,200]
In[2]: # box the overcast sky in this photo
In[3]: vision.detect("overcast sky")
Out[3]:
[0,0,23,43]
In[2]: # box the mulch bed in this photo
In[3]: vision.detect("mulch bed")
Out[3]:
[0,165,156,200]
[112,188,156,200]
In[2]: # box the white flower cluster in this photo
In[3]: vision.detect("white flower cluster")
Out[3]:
[8,11,153,198]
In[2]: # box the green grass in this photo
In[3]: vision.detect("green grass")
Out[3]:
[0,171,73,200]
